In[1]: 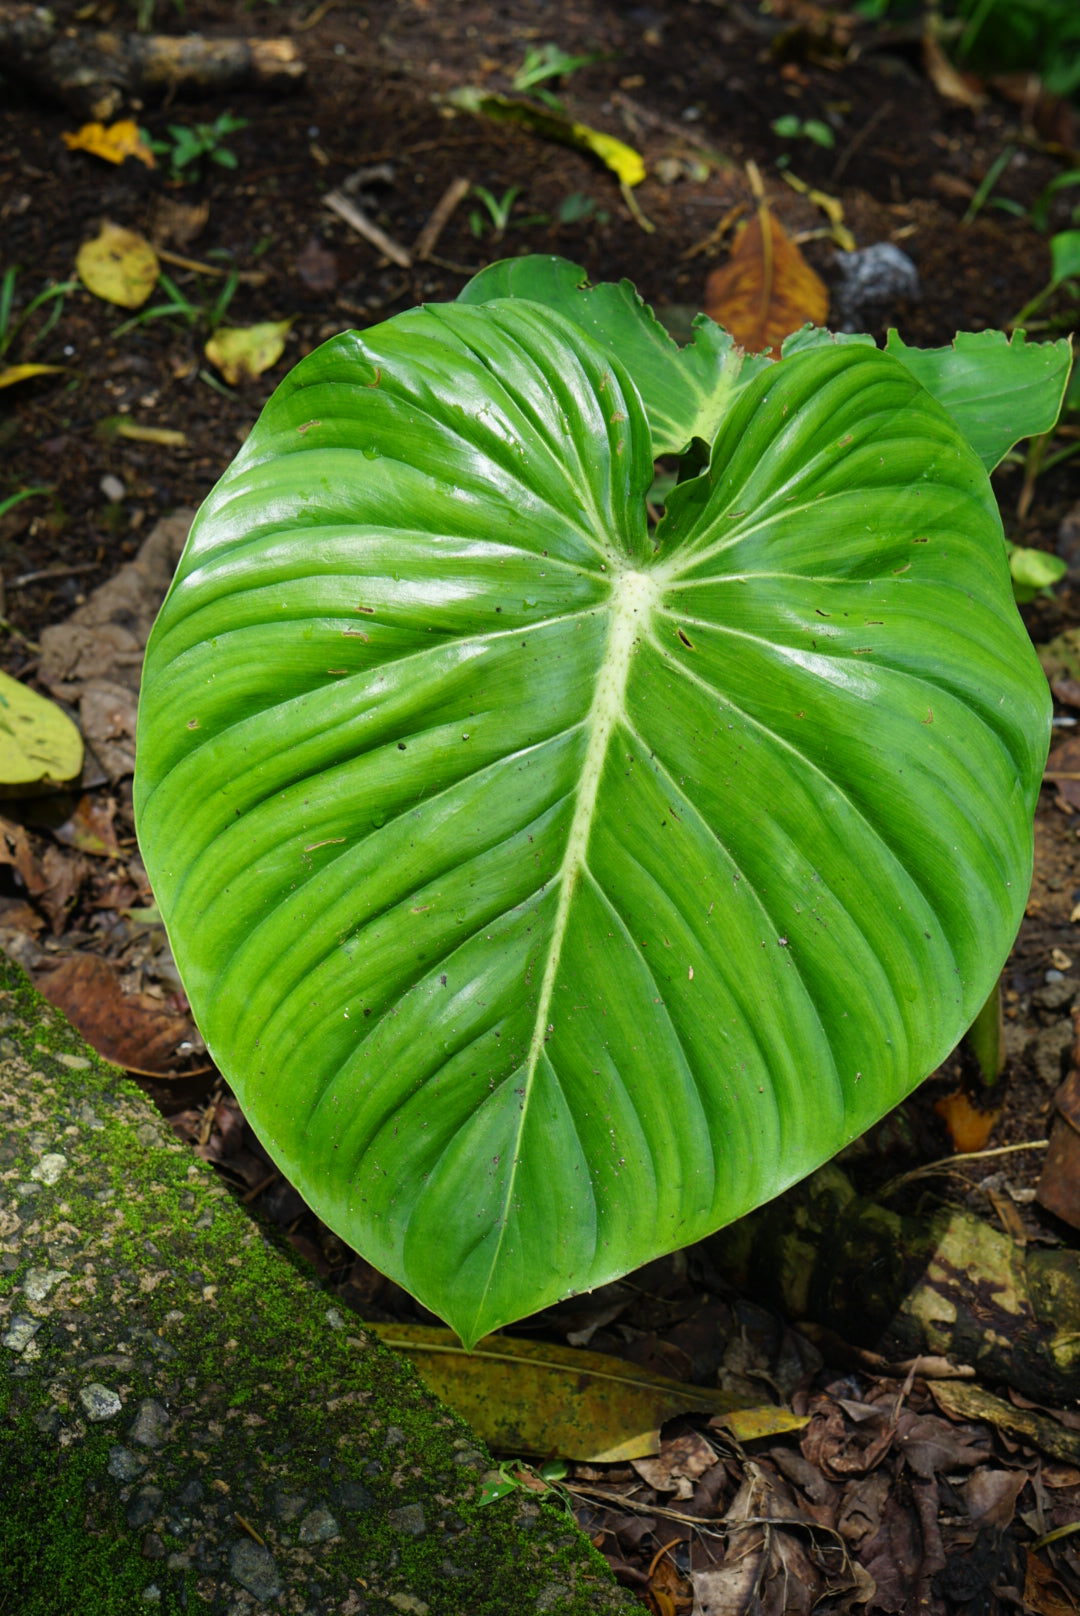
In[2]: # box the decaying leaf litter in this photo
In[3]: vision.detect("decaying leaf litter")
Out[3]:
[3,0,1080,1610]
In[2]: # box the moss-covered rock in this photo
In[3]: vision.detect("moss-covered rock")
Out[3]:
[0,955,643,1615]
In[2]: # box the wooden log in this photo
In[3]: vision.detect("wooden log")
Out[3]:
[709,1163,1080,1404]
[0,4,304,120]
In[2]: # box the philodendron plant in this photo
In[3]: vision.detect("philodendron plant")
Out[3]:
[134,255,1071,1348]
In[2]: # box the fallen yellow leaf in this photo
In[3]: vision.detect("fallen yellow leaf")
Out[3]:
[204,320,292,385]
[363,1322,755,1461]
[76,222,160,309]
[0,671,82,792]
[0,364,65,390]
[714,1406,810,1443]
[704,204,829,355]
[62,119,156,169]
[103,418,188,447]
[449,88,646,186]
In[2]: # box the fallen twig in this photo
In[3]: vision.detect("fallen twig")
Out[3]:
[322,192,412,269]
[0,5,304,120]
[412,177,471,262]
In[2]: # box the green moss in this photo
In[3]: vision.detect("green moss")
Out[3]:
[0,957,641,1615]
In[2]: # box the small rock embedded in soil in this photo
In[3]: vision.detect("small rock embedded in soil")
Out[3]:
[229,1538,282,1601]
[298,1504,341,1543]
[22,1266,69,1301]
[274,1491,307,1522]
[128,1397,170,1447]
[388,1503,427,1537]
[79,1382,122,1421]
[108,1445,148,1481]
[30,1152,67,1184]
[2,1314,42,1352]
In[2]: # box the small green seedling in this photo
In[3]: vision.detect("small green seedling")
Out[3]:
[145,112,248,182]
[478,1460,571,1508]
[557,192,610,226]
[113,269,239,336]
[0,269,76,358]
[512,42,602,109]
[771,114,835,150]
[469,184,521,241]
[135,255,1070,1349]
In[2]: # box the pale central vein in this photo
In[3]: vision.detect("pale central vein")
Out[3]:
[470,565,661,1321]
[522,567,662,1078]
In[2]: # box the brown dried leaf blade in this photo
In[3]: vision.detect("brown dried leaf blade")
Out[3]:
[35,952,190,1074]
[704,207,828,356]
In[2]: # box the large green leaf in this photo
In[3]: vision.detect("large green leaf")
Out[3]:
[457,254,773,455]
[884,329,1072,471]
[135,301,1048,1348]
[461,256,1071,472]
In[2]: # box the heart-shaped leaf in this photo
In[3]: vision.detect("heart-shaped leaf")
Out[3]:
[135,301,1048,1347]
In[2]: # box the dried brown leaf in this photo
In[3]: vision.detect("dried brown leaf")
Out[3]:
[703,205,828,356]
[35,951,190,1073]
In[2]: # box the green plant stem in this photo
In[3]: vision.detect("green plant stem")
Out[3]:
[962,145,1015,226]
[966,975,1004,1087]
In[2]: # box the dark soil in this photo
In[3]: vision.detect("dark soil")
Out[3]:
[3,1,1080,1612]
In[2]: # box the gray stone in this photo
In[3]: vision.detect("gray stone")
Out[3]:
[228,1539,282,1602]
[30,1151,68,1185]
[177,1476,204,1508]
[56,1052,91,1069]
[79,1383,122,1422]
[3,1315,42,1353]
[536,1584,573,1612]
[325,1305,345,1330]
[141,1532,165,1560]
[23,1266,69,1301]
[273,1491,307,1522]
[129,1398,170,1448]
[141,1586,162,1606]
[33,1406,62,1437]
[126,1486,164,1528]
[385,1424,406,1447]
[135,1122,164,1148]
[108,1446,148,1482]
[298,1504,341,1544]
[339,1481,375,1513]
[76,1099,104,1129]
[388,1598,428,1616]
[833,242,920,328]
[387,1503,426,1537]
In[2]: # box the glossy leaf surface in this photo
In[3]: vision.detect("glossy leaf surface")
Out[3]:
[135,302,1048,1346]
[884,329,1072,471]
[458,254,772,454]
[462,256,1071,469]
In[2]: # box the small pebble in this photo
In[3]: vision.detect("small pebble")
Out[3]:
[298,1505,341,1544]
[79,1383,122,1422]
[387,1502,426,1537]
[274,1492,307,1522]
[30,1152,68,1186]
[228,1539,282,1602]
[3,1315,42,1353]
[325,1306,345,1330]
[100,473,125,503]
[23,1267,68,1301]
[1046,968,1064,983]
[128,1398,170,1449]
[56,1053,91,1070]
[141,1586,162,1606]
[108,1445,147,1482]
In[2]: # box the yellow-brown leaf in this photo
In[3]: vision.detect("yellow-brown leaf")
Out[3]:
[62,119,156,168]
[363,1322,756,1462]
[704,207,828,355]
